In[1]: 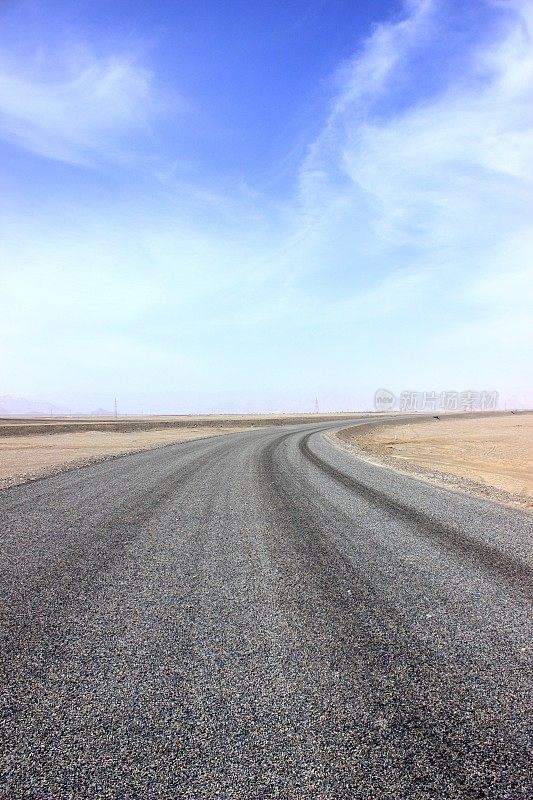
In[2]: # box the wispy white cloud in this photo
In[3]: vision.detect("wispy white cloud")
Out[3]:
[298,0,436,214]
[0,50,159,164]
[202,0,532,407]
[300,0,532,230]
[280,0,533,336]
[1,0,532,407]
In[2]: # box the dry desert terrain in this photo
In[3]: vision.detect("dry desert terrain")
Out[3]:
[334,412,533,508]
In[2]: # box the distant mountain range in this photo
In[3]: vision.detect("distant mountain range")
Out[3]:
[0,396,117,417]
[0,395,65,416]
[1,396,90,416]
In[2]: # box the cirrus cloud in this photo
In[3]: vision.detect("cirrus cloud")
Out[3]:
[0,50,159,165]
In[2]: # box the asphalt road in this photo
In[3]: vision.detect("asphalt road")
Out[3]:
[0,419,531,799]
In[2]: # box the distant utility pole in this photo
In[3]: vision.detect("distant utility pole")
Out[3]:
[314,396,319,414]
[114,397,118,418]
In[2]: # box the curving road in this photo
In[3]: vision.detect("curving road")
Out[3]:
[0,419,532,799]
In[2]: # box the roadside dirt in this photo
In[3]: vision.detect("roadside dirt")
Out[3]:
[332,412,533,510]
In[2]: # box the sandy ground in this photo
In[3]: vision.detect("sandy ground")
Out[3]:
[0,413,365,489]
[334,412,533,509]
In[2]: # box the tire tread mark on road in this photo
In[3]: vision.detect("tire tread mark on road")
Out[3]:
[0,439,238,661]
[258,431,532,797]
[300,432,533,599]
[101,437,238,531]
[0,429,243,511]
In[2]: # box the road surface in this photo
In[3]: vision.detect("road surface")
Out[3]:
[0,419,531,799]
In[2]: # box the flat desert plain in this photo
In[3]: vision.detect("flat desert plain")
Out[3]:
[0,413,361,489]
[335,412,533,508]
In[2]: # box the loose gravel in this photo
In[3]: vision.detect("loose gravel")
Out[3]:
[0,420,531,798]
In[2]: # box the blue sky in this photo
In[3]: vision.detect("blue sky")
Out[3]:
[0,0,532,412]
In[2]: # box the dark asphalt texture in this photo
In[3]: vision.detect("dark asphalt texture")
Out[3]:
[0,419,532,799]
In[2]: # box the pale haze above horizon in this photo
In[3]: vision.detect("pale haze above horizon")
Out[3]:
[1,0,532,414]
